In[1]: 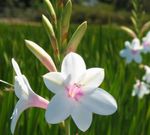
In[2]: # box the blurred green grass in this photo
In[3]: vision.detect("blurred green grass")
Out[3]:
[0,23,150,135]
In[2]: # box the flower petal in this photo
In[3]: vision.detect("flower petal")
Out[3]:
[12,58,22,76]
[80,88,117,115]
[14,75,29,99]
[134,54,142,63]
[61,52,86,84]
[11,100,29,134]
[43,72,65,94]
[125,55,132,64]
[45,94,72,124]
[71,104,92,132]
[78,68,104,94]
[120,49,129,58]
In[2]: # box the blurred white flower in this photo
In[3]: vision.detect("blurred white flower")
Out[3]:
[120,38,143,64]
[143,65,150,83]
[43,52,117,132]
[132,80,150,99]
[11,59,49,134]
[142,31,150,53]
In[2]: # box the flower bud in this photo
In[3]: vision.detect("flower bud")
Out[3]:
[66,21,87,53]
[42,15,59,57]
[44,0,57,25]
[61,0,72,44]
[25,40,57,72]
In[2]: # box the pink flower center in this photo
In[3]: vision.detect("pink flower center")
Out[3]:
[143,42,150,47]
[65,84,83,101]
[131,49,138,55]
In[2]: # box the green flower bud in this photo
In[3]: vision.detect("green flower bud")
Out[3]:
[42,15,59,57]
[61,0,72,43]
[44,0,57,25]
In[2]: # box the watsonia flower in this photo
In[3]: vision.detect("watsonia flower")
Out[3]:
[43,52,117,132]
[142,31,150,53]
[143,65,150,83]
[132,80,150,99]
[11,59,49,134]
[120,38,143,64]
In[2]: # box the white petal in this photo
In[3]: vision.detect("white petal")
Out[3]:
[125,41,130,48]
[61,52,86,84]
[15,74,35,99]
[138,83,150,98]
[80,88,117,115]
[120,49,129,58]
[22,75,34,94]
[126,57,132,64]
[132,88,137,97]
[12,58,22,76]
[45,94,72,124]
[71,104,92,132]
[43,72,65,94]
[132,38,140,49]
[78,68,104,94]
[14,76,29,99]
[11,100,29,134]
[134,54,142,63]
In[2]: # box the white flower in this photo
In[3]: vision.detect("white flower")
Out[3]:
[11,59,49,134]
[120,38,143,64]
[142,31,150,53]
[132,80,150,99]
[143,65,150,83]
[43,52,117,132]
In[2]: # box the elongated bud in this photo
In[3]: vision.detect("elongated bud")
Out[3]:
[42,14,55,38]
[42,15,59,58]
[44,0,57,25]
[141,21,150,35]
[61,0,72,44]
[25,40,57,72]
[121,26,137,38]
[66,21,87,53]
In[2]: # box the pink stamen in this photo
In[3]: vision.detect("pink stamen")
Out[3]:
[66,84,83,101]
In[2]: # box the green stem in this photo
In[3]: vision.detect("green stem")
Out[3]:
[65,118,71,135]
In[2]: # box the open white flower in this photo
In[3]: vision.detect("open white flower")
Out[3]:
[43,52,117,132]
[11,59,49,134]
[143,65,150,83]
[120,38,143,64]
[142,31,150,53]
[132,80,150,99]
